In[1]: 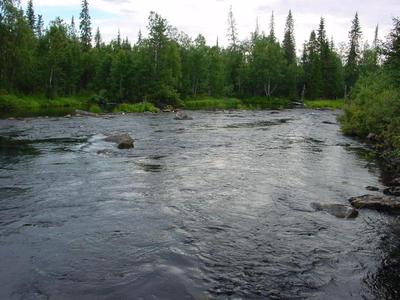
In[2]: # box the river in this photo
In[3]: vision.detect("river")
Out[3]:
[0,109,399,299]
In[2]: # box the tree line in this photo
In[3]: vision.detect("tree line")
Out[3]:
[0,0,381,107]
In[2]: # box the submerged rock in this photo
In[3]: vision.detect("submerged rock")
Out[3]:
[310,202,358,219]
[174,110,192,120]
[75,109,98,117]
[366,186,380,191]
[389,178,400,186]
[349,194,400,213]
[103,134,134,149]
[384,187,400,196]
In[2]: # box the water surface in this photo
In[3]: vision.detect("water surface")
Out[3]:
[0,110,398,299]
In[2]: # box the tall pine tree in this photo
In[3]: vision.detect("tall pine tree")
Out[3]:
[345,12,362,90]
[26,0,35,30]
[79,0,92,51]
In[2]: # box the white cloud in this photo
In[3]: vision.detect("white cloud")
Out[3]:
[21,0,398,48]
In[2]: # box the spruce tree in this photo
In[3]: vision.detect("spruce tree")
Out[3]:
[26,0,35,30]
[227,6,238,48]
[94,27,101,48]
[70,16,77,40]
[345,12,362,89]
[384,17,400,84]
[283,10,296,65]
[79,0,92,51]
[269,11,276,42]
[36,14,44,38]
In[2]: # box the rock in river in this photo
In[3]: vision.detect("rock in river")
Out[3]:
[389,178,400,186]
[366,186,380,191]
[103,134,134,149]
[349,194,400,213]
[310,202,358,219]
[75,109,98,117]
[174,110,193,120]
[383,186,400,196]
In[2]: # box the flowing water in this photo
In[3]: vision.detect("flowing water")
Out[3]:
[0,110,399,299]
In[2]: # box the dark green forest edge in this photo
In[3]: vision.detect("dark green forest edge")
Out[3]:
[0,1,399,163]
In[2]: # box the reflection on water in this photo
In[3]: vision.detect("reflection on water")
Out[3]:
[0,110,399,299]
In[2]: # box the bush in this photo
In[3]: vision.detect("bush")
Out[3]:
[183,97,291,110]
[340,71,400,151]
[113,102,160,113]
[146,84,181,107]
[304,99,345,110]
[89,104,102,114]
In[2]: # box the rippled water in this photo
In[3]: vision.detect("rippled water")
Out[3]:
[0,110,399,299]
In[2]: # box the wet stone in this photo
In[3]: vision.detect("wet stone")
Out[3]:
[349,194,400,213]
[310,202,359,219]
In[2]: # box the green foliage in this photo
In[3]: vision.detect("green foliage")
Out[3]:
[304,99,345,110]
[113,102,160,113]
[0,94,86,114]
[184,97,290,110]
[89,104,101,113]
[184,98,241,110]
[340,72,400,151]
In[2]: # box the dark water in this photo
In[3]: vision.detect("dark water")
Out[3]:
[0,110,399,299]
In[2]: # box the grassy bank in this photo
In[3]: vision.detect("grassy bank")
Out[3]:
[0,94,160,117]
[304,99,345,110]
[113,102,160,113]
[0,94,91,117]
[183,97,291,110]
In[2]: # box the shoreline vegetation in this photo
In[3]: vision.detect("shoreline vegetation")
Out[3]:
[0,94,346,118]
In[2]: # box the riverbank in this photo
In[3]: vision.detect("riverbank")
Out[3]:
[0,94,160,118]
[304,99,345,110]
[0,93,346,118]
[339,72,400,178]
[183,97,291,110]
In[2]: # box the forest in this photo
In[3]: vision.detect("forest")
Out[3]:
[0,0,377,106]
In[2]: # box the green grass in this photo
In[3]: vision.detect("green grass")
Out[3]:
[184,97,291,110]
[0,94,89,117]
[304,99,345,110]
[113,102,160,113]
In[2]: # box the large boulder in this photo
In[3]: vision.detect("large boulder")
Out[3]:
[174,110,192,120]
[103,134,134,149]
[310,202,358,219]
[349,194,400,213]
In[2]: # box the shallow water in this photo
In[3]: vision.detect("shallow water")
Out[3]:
[0,110,399,299]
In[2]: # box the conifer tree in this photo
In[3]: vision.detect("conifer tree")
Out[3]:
[269,11,276,42]
[26,0,35,30]
[283,10,296,65]
[345,12,362,89]
[94,27,101,48]
[35,14,44,38]
[79,0,92,51]
[227,6,238,48]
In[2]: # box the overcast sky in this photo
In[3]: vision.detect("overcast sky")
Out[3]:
[20,0,399,49]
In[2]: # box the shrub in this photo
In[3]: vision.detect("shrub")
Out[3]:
[340,71,400,152]
[113,102,160,113]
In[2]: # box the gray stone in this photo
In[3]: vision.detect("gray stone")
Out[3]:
[383,186,400,196]
[389,178,400,186]
[310,202,358,218]
[366,186,380,191]
[349,194,400,213]
[174,110,192,120]
[103,134,134,149]
[75,109,98,117]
